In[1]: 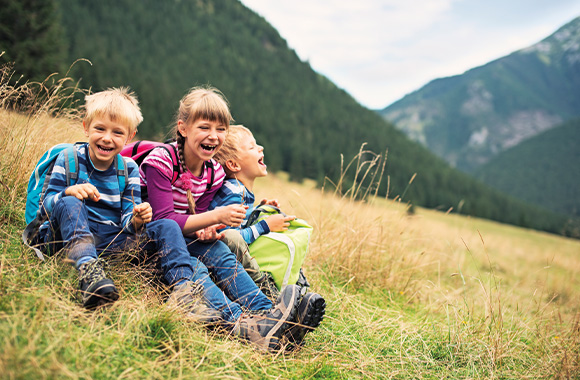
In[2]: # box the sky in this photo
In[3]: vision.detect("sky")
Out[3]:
[238,0,580,110]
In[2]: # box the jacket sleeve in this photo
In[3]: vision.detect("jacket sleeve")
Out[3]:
[211,189,270,245]
[142,164,190,230]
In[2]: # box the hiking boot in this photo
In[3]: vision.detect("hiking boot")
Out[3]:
[257,272,280,303]
[283,292,326,349]
[234,284,300,352]
[79,258,119,309]
[167,280,222,324]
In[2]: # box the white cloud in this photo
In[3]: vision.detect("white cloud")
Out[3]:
[240,0,580,109]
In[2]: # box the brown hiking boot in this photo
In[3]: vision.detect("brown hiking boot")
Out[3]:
[167,280,222,324]
[234,284,300,352]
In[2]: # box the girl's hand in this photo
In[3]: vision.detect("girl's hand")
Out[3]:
[195,224,226,242]
[133,202,152,225]
[266,214,295,232]
[216,204,247,227]
[65,183,100,201]
[259,198,280,208]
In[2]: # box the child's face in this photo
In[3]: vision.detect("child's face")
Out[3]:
[235,133,268,181]
[83,115,134,170]
[178,118,227,168]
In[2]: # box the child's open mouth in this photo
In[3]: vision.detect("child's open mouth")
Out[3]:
[201,144,217,152]
[97,145,114,153]
[258,157,267,168]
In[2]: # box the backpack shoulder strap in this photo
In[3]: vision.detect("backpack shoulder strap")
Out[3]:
[160,143,180,184]
[205,160,215,191]
[115,154,129,194]
[63,144,79,186]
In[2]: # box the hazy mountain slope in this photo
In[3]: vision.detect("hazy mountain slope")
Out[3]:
[379,16,580,173]
[54,0,573,235]
[474,119,580,218]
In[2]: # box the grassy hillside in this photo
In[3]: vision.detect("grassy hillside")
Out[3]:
[475,118,580,218]
[1,65,580,379]
[46,0,575,236]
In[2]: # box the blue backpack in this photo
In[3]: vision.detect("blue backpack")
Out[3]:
[22,143,129,260]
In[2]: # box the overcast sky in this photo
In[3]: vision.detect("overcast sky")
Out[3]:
[238,0,580,110]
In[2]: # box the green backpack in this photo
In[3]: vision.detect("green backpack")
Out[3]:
[246,205,313,290]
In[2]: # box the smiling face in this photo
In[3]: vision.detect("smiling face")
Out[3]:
[83,115,135,170]
[230,132,268,190]
[178,118,227,175]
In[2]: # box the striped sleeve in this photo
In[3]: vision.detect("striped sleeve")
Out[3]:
[40,151,69,216]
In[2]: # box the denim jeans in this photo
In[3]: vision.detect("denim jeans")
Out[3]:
[36,196,196,285]
[185,237,273,322]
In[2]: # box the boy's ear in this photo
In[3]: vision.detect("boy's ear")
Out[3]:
[82,121,89,137]
[126,129,137,144]
[225,159,241,173]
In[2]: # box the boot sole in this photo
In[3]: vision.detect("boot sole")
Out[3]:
[285,293,326,348]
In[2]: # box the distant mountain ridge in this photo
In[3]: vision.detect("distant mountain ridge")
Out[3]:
[474,118,580,218]
[379,16,580,173]
[52,0,574,236]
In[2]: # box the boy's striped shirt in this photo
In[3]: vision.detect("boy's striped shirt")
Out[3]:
[41,143,140,233]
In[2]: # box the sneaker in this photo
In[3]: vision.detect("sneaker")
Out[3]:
[257,273,280,303]
[234,284,300,352]
[283,292,326,349]
[167,280,222,324]
[79,258,119,309]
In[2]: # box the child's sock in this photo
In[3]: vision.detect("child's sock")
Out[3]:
[75,256,96,270]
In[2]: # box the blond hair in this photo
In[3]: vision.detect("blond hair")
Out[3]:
[84,87,143,133]
[173,86,232,214]
[213,125,252,177]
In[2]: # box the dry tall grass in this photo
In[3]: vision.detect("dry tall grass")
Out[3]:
[2,61,580,378]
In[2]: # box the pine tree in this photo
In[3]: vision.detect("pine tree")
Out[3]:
[0,0,64,82]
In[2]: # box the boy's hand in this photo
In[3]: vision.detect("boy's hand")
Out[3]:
[259,198,280,208]
[65,183,100,202]
[217,204,248,228]
[133,202,152,226]
[266,214,295,232]
[195,224,226,242]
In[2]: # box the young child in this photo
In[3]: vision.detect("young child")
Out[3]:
[210,125,326,348]
[140,86,312,351]
[31,87,222,322]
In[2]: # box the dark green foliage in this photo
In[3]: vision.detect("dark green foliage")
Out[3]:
[53,0,574,236]
[475,119,580,218]
[0,0,65,82]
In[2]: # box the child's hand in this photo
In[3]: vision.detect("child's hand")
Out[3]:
[65,183,100,201]
[266,213,295,232]
[259,198,280,208]
[133,202,152,226]
[216,204,247,228]
[195,224,226,242]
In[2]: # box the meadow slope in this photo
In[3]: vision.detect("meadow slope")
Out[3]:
[1,82,579,379]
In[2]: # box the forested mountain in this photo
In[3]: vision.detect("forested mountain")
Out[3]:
[46,0,574,235]
[379,17,580,173]
[474,119,580,218]
[0,0,64,82]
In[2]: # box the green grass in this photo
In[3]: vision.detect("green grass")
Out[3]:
[1,65,580,379]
